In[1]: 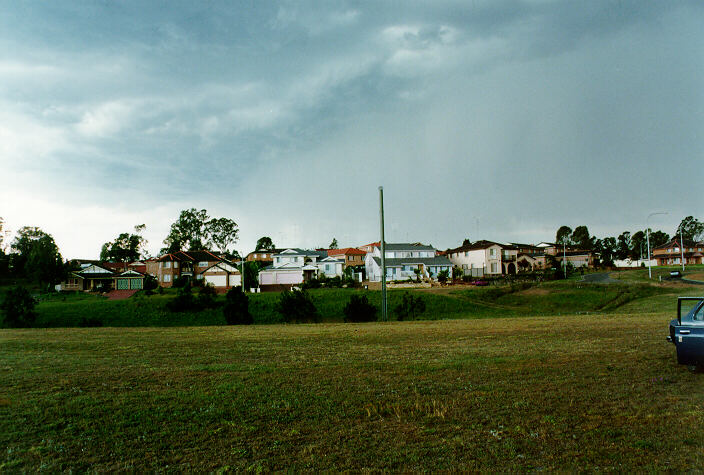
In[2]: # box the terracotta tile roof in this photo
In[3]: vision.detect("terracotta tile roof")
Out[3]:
[327,247,366,256]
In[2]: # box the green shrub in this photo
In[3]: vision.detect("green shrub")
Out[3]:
[143,274,158,291]
[166,284,198,312]
[223,287,253,325]
[437,270,450,283]
[173,275,189,288]
[394,292,426,321]
[277,288,320,323]
[1,286,37,328]
[197,284,218,309]
[343,294,377,323]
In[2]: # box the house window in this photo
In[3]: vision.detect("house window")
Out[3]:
[198,261,208,267]
[491,263,498,273]
[196,274,203,280]
[162,261,171,268]
[163,274,171,282]
[174,262,179,268]
[490,248,496,257]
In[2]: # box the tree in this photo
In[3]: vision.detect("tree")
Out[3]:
[276,288,319,323]
[649,230,670,248]
[615,232,631,260]
[11,227,64,286]
[223,287,253,324]
[598,237,617,266]
[1,286,36,328]
[556,226,572,245]
[570,226,593,250]
[255,236,275,251]
[343,294,377,323]
[462,238,471,246]
[162,208,211,252]
[100,224,147,263]
[208,217,239,255]
[630,231,647,260]
[329,238,338,249]
[394,292,426,321]
[675,216,704,242]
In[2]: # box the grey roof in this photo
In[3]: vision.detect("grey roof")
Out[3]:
[372,256,452,267]
[275,248,327,257]
[382,243,436,251]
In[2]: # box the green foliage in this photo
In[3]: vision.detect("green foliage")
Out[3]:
[197,284,218,309]
[255,236,274,251]
[570,225,593,250]
[172,275,190,288]
[100,225,147,263]
[166,284,198,312]
[207,217,239,255]
[343,294,377,322]
[329,238,338,249]
[143,274,158,291]
[437,269,450,283]
[223,287,253,325]
[1,286,36,327]
[675,216,704,242]
[556,226,572,245]
[394,292,426,321]
[11,227,64,286]
[277,288,320,323]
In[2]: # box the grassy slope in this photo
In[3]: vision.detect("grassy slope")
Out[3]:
[27,280,703,328]
[2,315,704,471]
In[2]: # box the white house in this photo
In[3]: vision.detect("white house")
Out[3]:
[446,240,518,276]
[365,243,453,282]
[258,248,343,289]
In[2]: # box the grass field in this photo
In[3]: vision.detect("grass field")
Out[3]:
[2,313,704,471]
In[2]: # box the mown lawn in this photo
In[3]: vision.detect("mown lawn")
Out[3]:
[2,314,704,471]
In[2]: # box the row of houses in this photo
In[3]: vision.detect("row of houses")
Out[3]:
[60,237,704,293]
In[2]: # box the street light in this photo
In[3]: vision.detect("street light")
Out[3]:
[680,217,693,272]
[647,211,668,279]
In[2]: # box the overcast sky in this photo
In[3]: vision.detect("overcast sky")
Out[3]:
[2,0,703,258]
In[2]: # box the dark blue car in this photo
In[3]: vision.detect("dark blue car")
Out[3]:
[668,297,704,371]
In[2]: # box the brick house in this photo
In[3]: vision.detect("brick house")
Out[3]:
[146,250,229,288]
[652,239,704,266]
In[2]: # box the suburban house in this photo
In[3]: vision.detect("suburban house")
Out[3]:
[59,263,145,292]
[652,239,704,266]
[446,240,519,276]
[365,243,453,282]
[510,243,547,272]
[327,247,366,268]
[245,249,279,264]
[258,248,344,291]
[145,250,239,289]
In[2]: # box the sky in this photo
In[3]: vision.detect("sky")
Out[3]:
[1,0,703,259]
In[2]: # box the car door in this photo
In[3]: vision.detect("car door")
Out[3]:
[676,301,704,366]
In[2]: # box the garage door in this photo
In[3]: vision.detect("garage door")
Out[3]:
[228,274,241,287]
[205,274,227,287]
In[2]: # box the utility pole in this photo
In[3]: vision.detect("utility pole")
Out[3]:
[680,217,692,272]
[379,186,387,322]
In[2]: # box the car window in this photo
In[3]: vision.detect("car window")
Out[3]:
[694,303,704,322]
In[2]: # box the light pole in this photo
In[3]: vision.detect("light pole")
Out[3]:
[647,211,668,279]
[680,217,693,272]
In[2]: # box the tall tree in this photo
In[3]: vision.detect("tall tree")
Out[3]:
[629,231,647,260]
[162,209,211,252]
[555,226,573,246]
[11,227,49,276]
[649,230,670,248]
[615,232,631,260]
[675,216,704,242]
[329,238,339,249]
[26,233,65,287]
[598,237,617,266]
[208,217,239,255]
[100,224,147,263]
[570,226,593,249]
[255,236,274,251]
